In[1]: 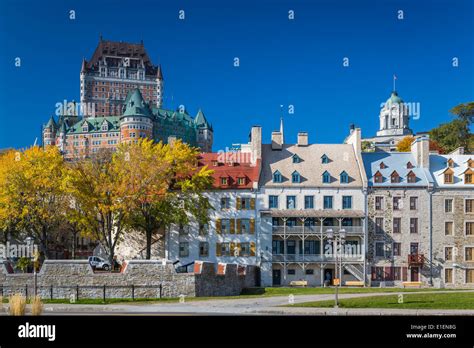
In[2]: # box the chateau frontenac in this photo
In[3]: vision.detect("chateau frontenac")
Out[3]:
[42,38,213,159]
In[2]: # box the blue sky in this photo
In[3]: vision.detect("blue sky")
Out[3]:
[0,0,472,150]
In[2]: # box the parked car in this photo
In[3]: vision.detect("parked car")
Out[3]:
[88,256,111,271]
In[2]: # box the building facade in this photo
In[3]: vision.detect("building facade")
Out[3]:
[166,129,261,271]
[258,129,368,287]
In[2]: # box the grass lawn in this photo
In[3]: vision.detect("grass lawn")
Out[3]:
[292,292,474,310]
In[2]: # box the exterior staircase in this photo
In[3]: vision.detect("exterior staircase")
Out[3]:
[343,263,365,281]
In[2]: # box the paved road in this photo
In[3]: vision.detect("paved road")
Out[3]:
[27,289,474,316]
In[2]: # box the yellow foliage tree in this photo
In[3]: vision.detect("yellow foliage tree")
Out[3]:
[396,136,415,152]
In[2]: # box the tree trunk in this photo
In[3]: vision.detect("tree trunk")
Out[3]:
[146,228,152,260]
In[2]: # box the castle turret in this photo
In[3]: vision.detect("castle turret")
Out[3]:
[43,115,57,147]
[376,90,412,137]
[120,89,154,143]
[194,109,213,152]
[156,65,164,108]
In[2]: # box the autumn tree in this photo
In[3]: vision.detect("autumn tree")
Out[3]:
[396,136,415,152]
[63,149,129,265]
[0,146,67,259]
[117,139,213,259]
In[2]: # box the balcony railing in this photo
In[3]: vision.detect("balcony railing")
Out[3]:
[408,254,424,266]
[272,254,364,263]
[272,226,363,235]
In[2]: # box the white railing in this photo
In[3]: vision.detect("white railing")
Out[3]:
[272,254,364,262]
[272,226,363,234]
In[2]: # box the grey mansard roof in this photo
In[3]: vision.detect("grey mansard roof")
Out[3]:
[259,143,363,187]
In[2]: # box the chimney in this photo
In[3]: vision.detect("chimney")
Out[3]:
[411,136,430,168]
[250,126,262,164]
[167,136,177,147]
[271,131,283,150]
[344,127,361,154]
[297,132,308,146]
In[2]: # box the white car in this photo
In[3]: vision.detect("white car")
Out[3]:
[88,256,111,271]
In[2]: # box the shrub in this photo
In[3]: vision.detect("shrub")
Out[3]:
[31,295,43,316]
[9,294,26,316]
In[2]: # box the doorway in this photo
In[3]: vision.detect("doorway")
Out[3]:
[410,267,419,282]
[272,269,281,286]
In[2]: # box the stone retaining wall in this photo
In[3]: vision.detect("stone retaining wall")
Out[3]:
[0,260,258,299]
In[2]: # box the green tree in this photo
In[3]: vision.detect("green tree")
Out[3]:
[430,119,467,154]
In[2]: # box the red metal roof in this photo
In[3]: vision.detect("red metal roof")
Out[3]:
[198,153,259,189]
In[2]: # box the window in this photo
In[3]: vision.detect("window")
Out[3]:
[273,170,282,183]
[291,171,301,183]
[445,269,453,283]
[219,243,230,256]
[269,195,279,209]
[321,154,329,164]
[410,197,418,210]
[390,171,400,183]
[465,173,473,184]
[379,162,386,169]
[239,219,250,234]
[240,242,251,256]
[199,223,208,236]
[445,199,453,213]
[322,171,331,184]
[374,171,383,183]
[445,247,453,261]
[287,240,296,254]
[466,269,474,283]
[393,242,401,256]
[466,222,474,236]
[305,269,314,275]
[220,177,228,185]
[220,197,230,209]
[393,197,401,210]
[466,247,474,261]
[447,158,455,168]
[393,218,401,233]
[292,154,301,163]
[410,218,418,234]
[445,221,453,236]
[287,269,296,275]
[342,196,352,209]
[375,242,385,257]
[240,197,252,209]
[220,219,231,234]
[323,196,333,209]
[375,196,383,210]
[466,199,474,213]
[286,196,296,209]
[272,240,284,254]
[407,171,417,183]
[199,242,209,257]
[375,217,384,234]
[407,161,414,169]
[304,196,314,209]
[237,177,246,185]
[178,224,188,235]
[444,171,454,184]
[179,242,189,257]
[340,171,349,184]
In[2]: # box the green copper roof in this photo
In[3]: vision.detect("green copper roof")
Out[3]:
[68,116,121,134]
[194,109,210,128]
[44,115,57,129]
[122,89,153,118]
[386,91,403,105]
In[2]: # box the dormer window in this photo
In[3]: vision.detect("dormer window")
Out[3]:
[464,168,474,184]
[237,177,246,186]
[322,171,331,184]
[291,171,301,183]
[379,162,386,169]
[101,122,108,131]
[443,168,454,184]
[292,154,301,163]
[447,158,455,168]
[273,170,282,183]
[374,171,383,183]
[467,159,474,168]
[407,170,417,183]
[321,154,329,164]
[340,171,349,184]
[212,160,218,167]
[82,122,89,132]
[407,161,414,169]
[220,177,228,186]
[390,171,400,183]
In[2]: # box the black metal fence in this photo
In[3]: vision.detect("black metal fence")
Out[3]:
[0,284,164,301]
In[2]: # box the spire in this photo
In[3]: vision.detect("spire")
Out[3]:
[157,65,163,80]
[279,105,284,145]
[122,89,152,118]
[195,109,210,128]
[45,115,57,130]
[81,58,87,73]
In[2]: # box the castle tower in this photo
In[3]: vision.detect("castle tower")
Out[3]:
[156,65,164,108]
[376,90,412,137]
[194,109,213,152]
[43,115,57,147]
[120,89,154,144]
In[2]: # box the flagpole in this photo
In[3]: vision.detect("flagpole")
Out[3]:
[393,75,396,91]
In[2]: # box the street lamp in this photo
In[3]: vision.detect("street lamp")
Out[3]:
[326,228,346,308]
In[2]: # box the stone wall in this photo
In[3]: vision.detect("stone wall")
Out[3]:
[0,260,258,299]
